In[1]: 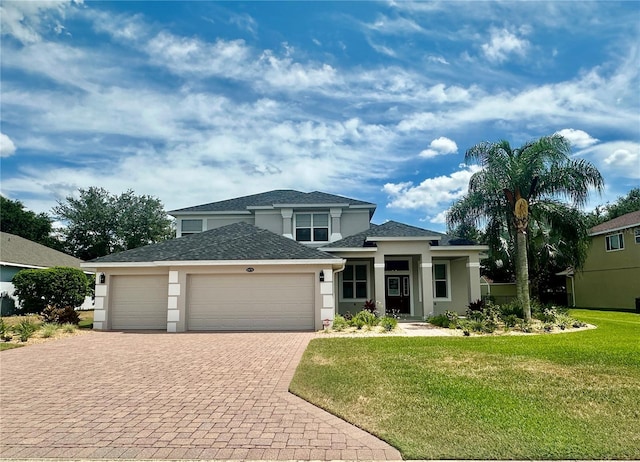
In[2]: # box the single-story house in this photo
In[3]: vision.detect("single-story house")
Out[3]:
[563,210,640,310]
[82,190,487,332]
[1,232,93,312]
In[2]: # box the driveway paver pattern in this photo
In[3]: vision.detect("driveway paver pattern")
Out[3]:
[0,331,401,460]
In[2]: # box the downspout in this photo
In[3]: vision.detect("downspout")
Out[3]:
[570,275,576,307]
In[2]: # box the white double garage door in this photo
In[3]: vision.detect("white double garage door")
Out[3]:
[110,273,315,331]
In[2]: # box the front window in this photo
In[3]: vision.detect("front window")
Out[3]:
[433,262,449,300]
[605,233,624,251]
[342,263,368,300]
[295,213,329,242]
[635,228,640,244]
[181,219,203,236]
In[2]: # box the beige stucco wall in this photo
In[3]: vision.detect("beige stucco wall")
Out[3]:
[206,216,255,230]
[340,209,372,237]
[573,231,640,309]
[253,211,284,235]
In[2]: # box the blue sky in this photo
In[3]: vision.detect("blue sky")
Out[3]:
[1,1,638,232]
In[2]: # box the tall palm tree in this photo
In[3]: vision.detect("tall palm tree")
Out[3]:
[448,134,603,320]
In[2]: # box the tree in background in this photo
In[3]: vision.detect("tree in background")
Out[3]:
[53,187,174,260]
[586,188,640,227]
[0,197,62,250]
[448,135,603,320]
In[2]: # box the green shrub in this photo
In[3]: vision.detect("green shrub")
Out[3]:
[13,317,38,342]
[0,318,12,342]
[503,314,519,328]
[42,305,80,324]
[351,309,379,328]
[499,300,524,319]
[379,316,398,332]
[538,306,558,323]
[0,293,17,316]
[331,315,349,332]
[61,323,77,333]
[12,267,89,315]
[428,314,451,328]
[40,323,60,338]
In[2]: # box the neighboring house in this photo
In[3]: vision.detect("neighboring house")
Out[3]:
[564,210,640,310]
[0,232,93,310]
[83,190,487,332]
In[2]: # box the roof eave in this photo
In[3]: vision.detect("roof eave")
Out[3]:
[365,236,442,242]
[83,258,345,268]
[589,222,640,236]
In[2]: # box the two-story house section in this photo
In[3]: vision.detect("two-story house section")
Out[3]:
[83,190,487,332]
[169,190,376,246]
[568,210,640,310]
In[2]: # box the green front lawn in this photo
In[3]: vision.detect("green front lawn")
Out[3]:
[290,310,640,459]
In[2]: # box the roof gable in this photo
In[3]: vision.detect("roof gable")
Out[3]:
[0,232,82,268]
[590,210,640,236]
[169,189,376,214]
[90,222,341,263]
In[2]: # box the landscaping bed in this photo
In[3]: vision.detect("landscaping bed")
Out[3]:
[0,311,93,351]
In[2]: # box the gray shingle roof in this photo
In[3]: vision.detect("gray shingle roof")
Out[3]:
[90,222,341,263]
[589,210,640,235]
[321,221,478,249]
[169,189,376,213]
[0,232,83,268]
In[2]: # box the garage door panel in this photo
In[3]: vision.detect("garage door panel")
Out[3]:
[188,274,314,331]
[111,275,168,330]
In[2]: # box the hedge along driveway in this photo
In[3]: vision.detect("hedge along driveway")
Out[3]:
[290,310,640,460]
[0,330,400,461]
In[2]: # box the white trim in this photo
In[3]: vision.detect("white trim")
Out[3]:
[421,262,433,268]
[323,248,376,254]
[273,202,350,208]
[374,263,385,268]
[365,236,441,242]
[82,258,345,269]
[466,262,481,268]
[170,210,252,216]
[590,222,640,236]
[0,261,47,270]
[432,245,488,251]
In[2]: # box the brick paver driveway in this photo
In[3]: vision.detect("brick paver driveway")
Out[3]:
[0,331,401,460]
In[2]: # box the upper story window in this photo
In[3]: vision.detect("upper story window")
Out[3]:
[635,228,640,244]
[181,219,203,236]
[605,232,624,251]
[295,213,329,242]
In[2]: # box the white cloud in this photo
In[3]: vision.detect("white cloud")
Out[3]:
[383,166,482,221]
[0,133,17,157]
[556,128,599,148]
[427,55,449,65]
[419,137,458,158]
[481,27,529,63]
[0,1,81,44]
[365,14,425,35]
[577,141,640,180]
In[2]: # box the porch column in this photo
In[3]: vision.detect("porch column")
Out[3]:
[374,255,386,316]
[467,254,482,302]
[421,253,434,316]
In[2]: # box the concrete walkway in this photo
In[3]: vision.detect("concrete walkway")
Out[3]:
[0,331,401,460]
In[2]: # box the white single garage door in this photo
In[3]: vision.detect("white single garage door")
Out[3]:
[110,275,168,330]
[187,273,315,331]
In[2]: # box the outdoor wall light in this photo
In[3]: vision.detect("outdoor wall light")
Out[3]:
[246,267,255,273]
[99,273,106,284]
[319,270,325,282]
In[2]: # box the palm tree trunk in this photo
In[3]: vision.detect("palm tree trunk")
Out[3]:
[516,230,531,320]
